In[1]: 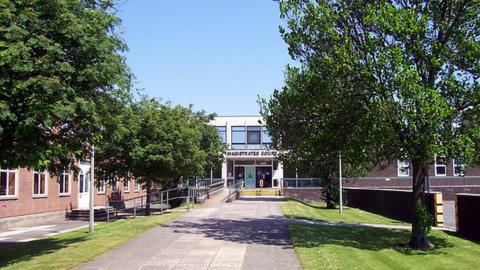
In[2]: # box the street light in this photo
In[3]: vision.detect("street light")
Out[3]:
[89,145,95,233]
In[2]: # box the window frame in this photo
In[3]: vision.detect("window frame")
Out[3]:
[0,168,18,199]
[123,178,130,193]
[97,179,106,194]
[217,126,227,144]
[134,179,140,192]
[397,160,410,177]
[59,171,71,196]
[33,170,48,197]
[231,126,246,149]
[261,126,272,149]
[435,155,447,176]
[453,158,466,177]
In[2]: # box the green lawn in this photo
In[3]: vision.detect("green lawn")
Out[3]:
[290,224,480,270]
[281,198,408,225]
[0,211,183,270]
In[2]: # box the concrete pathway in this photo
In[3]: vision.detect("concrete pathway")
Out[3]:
[77,197,301,270]
[0,220,88,247]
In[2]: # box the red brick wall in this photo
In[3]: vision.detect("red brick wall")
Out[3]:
[0,168,146,218]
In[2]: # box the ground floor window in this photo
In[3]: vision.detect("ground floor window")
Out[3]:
[97,179,106,194]
[33,170,47,196]
[134,179,140,192]
[59,171,70,195]
[0,168,17,197]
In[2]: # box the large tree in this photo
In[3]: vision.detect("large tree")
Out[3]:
[0,0,131,173]
[260,64,375,208]
[95,98,224,215]
[277,0,479,249]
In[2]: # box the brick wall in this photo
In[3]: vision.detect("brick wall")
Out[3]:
[0,168,146,218]
[282,188,324,202]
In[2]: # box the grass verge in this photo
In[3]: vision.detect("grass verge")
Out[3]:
[281,198,408,225]
[290,224,480,270]
[0,211,183,270]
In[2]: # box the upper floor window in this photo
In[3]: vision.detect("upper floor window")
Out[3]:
[247,126,261,149]
[0,168,17,198]
[59,171,70,195]
[453,158,465,176]
[435,155,447,176]
[397,160,409,177]
[217,126,226,143]
[262,127,272,148]
[33,170,47,196]
[231,126,246,149]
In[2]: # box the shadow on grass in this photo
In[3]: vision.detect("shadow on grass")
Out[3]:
[290,224,453,255]
[0,231,88,268]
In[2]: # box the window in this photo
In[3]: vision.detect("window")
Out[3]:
[397,160,409,177]
[217,126,226,143]
[59,171,70,195]
[453,158,465,176]
[0,168,17,198]
[123,178,130,192]
[247,126,261,149]
[33,170,47,196]
[134,179,140,192]
[435,155,447,176]
[97,179,106,194]
[262,126,272,148]
[231,126,246,149]
[111,178,118,192]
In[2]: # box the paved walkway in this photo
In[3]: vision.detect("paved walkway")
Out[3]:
[77,197,301,270]
[0,220,88,247]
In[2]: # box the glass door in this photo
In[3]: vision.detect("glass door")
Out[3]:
[245,166,256,189]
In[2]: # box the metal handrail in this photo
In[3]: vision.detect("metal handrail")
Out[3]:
[280,178,324,189]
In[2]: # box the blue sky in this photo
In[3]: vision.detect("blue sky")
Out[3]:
[117,0,294,115]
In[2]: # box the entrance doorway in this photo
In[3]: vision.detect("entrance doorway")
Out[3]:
[78,163,91,209]
[256,166,272,188]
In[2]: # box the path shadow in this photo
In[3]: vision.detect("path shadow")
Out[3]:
[0,233,88,267]
[238,197,286,202]
[290,224,453,255]
[163,215,294,248]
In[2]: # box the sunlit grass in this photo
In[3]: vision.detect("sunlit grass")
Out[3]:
[0,211,183,270]
[290,224,480,270]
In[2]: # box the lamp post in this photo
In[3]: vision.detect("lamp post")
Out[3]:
[339,151,343,214]
[89,145,95,233]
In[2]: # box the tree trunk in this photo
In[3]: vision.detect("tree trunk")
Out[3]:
[409,160,430,249]
[323,173,336,209]
[145,180,151,216]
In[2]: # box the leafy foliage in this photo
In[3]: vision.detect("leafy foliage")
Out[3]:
[0,0,132,174]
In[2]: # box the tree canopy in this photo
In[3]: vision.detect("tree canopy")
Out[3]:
[0,0,132,174]
[271,0,479,249]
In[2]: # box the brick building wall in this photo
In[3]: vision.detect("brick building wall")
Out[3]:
[0,167,146,219]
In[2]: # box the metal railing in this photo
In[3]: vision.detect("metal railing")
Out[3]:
[281,178,324,188]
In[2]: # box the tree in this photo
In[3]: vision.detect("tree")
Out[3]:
[277,0,480,249]
[0,0,132,174]
[260,64,375,208]
[95,98,224,215]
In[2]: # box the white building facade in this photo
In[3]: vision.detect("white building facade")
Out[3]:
[209,116,283,189]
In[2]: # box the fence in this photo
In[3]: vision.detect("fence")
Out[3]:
[105,178,225,221]
[281,178,324,188]
[456,193,480,241]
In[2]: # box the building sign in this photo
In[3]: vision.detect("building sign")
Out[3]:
[226,150,278,157]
